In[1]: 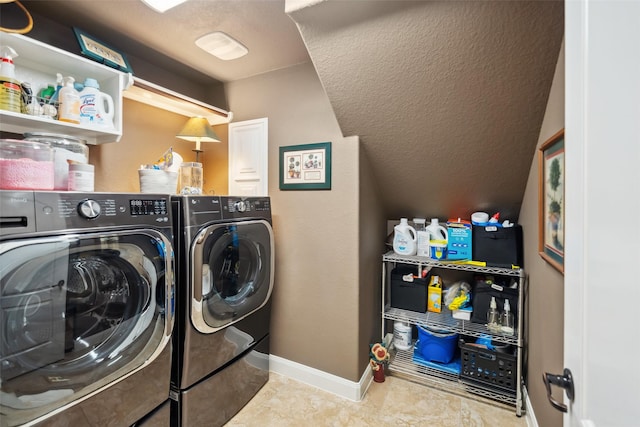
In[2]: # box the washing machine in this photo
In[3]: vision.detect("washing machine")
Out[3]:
[0,191,175,427]
[170,195,274,427]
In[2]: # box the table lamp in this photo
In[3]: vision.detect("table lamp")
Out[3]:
[176,116,220,162]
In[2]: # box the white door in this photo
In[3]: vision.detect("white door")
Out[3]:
[564,1,639,426]
[228,118,269,196]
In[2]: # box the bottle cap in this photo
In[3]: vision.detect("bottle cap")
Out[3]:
[83,78,100,88]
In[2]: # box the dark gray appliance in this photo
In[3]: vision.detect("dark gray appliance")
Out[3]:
[0,191,174,426]
[170,196,274,427]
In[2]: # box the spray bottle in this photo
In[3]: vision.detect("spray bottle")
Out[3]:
[58,76,80,124]
[0,46,22,113]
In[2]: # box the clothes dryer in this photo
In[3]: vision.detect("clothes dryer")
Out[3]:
[0,191,175,426]
[170,196,274,427]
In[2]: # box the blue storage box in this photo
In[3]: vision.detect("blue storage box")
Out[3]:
[416,325,458,364]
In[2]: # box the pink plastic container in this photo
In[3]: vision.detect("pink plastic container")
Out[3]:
[0,139,54,190]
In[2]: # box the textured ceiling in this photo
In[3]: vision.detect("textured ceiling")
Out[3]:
[289,0,564,220]
[22,0,311,83]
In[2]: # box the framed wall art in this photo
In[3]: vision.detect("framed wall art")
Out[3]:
[538,129,565,273]
[73,28,133,73]
[279,142,331,190]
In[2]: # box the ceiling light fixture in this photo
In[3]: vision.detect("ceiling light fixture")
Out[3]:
[176,116,221,162]
[195,32,248,61]
[141,0,187,13]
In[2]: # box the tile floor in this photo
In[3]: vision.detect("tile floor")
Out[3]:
[226,373,527,426]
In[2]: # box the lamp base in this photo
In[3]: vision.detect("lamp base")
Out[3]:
[192,149,203,163]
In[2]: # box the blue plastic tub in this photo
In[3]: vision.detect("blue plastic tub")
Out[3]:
[416,325,458,364]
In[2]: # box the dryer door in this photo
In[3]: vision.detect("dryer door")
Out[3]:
[0,230,174,426]
[191,219,274,333]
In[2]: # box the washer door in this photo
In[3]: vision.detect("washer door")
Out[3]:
[0,230,174,426]
[191,220,274,333]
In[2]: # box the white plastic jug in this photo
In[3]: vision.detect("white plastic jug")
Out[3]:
[393,218,417,256]
[426,218,448,259]
[79,78,114,128]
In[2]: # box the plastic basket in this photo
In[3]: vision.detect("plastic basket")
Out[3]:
[459,338,517,393]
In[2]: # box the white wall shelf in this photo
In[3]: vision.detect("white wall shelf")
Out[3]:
[0,33,130,144]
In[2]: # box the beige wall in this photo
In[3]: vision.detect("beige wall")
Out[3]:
[90,99,228,195]
[357,145,387,364]
[519,41,565,427]
[226,62,367,381]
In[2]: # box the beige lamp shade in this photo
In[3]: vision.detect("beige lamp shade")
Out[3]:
[176,116,220,161]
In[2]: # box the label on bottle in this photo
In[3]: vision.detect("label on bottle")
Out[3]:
[79,92,98,124]
[59,89,80,124]
[0,77,22,113]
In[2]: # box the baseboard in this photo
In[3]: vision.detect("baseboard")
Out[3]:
[269,355,373,402]
[522,385,539,427]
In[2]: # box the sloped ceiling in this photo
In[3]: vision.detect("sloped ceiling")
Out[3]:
[288,0,564,221]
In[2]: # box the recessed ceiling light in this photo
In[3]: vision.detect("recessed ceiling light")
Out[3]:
[141,0,187,13]
[195,32,248,61]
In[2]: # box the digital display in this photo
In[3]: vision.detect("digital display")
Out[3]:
[130,199,168,216]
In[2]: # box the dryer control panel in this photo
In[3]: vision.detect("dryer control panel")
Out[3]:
[221,196,271,220]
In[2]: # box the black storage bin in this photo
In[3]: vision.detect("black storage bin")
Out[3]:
[459,337,517,394]
[470,276,519,325]
[390,266,428,313]
[472,225,523,267]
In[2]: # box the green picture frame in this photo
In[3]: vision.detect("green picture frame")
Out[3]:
[279,142,331,190]
[73,27,133,73]
[538,129,565,274]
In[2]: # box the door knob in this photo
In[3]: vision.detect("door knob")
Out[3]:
[543,368,575,412]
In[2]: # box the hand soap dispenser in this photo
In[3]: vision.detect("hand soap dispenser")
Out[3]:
[501,299,515,336]
[486,296,501,333]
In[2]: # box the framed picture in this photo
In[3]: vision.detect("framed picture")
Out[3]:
[73,28,133,73]
[279,142,331,190]
[538,129,565,273]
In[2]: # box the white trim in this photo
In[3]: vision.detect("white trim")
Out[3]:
[269,355,372,402]
[522,386,539,427]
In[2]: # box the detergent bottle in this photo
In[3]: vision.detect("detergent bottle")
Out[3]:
[426,218,448,259]
[393,218,417,256]
[79,78,115,127]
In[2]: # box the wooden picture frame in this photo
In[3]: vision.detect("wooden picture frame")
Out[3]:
[73,28,133,73]
[538,129,565,273]
[279,142,331,190]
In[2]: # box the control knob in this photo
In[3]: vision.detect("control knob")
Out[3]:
[234,200,248,213]
[78,199,101,219]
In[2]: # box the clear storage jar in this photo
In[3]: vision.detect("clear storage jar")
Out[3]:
[179,162,203,195]
[23,132,89,191]
[0,139,54,190]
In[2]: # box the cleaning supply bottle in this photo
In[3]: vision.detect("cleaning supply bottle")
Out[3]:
[487,296,501,333]
[49,73,63,104]
[426,218,448,259]
[58,76,80,124]
[500,299,515,336]
[414,218,430,257]
[79,77,114,127]
[0,46,22,113]
[393,218,417,256]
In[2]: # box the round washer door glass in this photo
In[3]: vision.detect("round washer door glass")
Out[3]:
[0,231,173,426]
[192,220,273,331]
